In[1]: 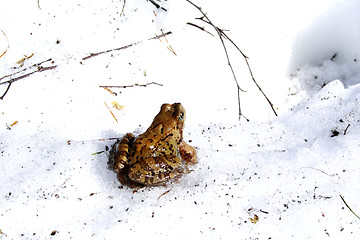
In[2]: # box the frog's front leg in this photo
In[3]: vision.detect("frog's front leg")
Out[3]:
[179,142,197,164]
[112,133,135,172]
[128,155,183,186]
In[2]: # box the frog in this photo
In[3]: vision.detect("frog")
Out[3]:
[109,103,197,187]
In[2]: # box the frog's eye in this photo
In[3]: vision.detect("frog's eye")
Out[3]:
[178,112,184,121]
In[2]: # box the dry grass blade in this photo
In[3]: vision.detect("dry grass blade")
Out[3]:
[103,87,116,95]
[158,189,172,199]
[159,30,177,56]
[0,29,9,58]
[120,0,126,16]
[104,102,118,123]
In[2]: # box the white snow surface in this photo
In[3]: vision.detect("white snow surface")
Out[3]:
[1,0,360,239]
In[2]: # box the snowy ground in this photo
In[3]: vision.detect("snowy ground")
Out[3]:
[1,0,360,239]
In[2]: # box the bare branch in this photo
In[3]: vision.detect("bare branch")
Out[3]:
[185,0,277,119]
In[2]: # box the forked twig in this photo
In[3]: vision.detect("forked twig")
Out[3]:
[0,66,57,100]
[0,59,57,100]
[220,30,278,117]
[185,0,277,120]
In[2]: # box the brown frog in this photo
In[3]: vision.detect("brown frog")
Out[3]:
[109,103,197,187]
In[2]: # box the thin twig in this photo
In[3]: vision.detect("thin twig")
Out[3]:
[82,42,137,61]
[82,31,172,60]
[0,58,53,82]
[302,167,335,177]
[148,31,172,41]
[99,82,163,88]
[97,137,121,141]
[344,124,350,135]
[340,195,360,220]
[0,229,7,237]
[148,0,167,11]
[67,137,121,145]
[187,22,214,36]
[0,82,12,100]
[0,66,57,86]
[185,0,277,119]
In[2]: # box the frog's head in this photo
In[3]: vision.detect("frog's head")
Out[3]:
[149,103,186,138]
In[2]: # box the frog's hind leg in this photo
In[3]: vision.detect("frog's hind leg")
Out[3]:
[109,133,135,172]
[128,155,183,186]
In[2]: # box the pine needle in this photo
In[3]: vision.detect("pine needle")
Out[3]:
[340,195,360,220]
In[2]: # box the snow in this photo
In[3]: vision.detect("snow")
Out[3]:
[1,0,360,239]
[288,0,360,94]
